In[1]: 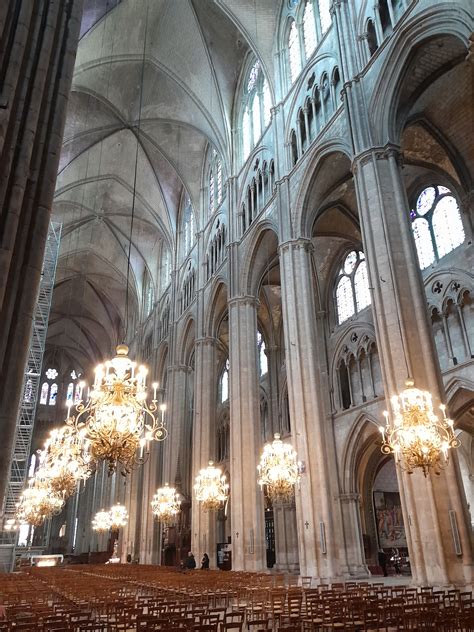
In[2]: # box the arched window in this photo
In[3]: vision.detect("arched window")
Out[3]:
[288,20,301,83]
[66,382,74,403]
[40,382,49,405]
[143,271,154,317]
[209,170,215,214]
[379,0,392,34]
[208,149,224,214]
[161,247,171,291]
[49,383,58,406]
[182,195,195,255]
[241,59,271,162]
[366,19,378,56]
[410,185,465,270]
[303,1,317,58]
[335,251,371,324]
[220,359,229,403]
[257,331,268,376]
[318,0,332,34]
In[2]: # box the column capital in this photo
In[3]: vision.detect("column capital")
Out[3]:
[278,237,314,255]
[195,336,218,348]
[352,143,403,172]
[167,364,192,375]
[338,492,361,503]
[228,295,259,309]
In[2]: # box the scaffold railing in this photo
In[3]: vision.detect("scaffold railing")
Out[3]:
[1,222,61,527]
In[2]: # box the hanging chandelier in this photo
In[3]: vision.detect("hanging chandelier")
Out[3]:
[380,380,459,476]
[16,479,64,527]
[92,509,112,533]
[66,345,167,474]
[109,503,129,530]
[35,426,93,499]
[194,461,229,511]
[150,484,181,525]
[257,434,301,503]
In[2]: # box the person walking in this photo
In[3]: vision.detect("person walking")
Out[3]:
[200,553,210,569]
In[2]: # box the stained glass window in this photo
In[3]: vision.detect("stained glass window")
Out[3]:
[318,0,332,34]
[209,171,215,214]
[411,185,464,269]
[303,1,317,58]
[354,260,370,311]
[45,368,58,380]
[40,382,49,405]
[220,359,229,403]
[66,382,74,403]
[288,21,301,83]
[217,161,223,204]
[49,383,58,406]
[335,250,371,324]
[28,454,37,478]
[247,60,260,93]
[257,331,268,376]
[183,196,195,254]
[336,276,354,324]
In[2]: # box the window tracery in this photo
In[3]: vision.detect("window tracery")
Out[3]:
[303,1,317,58]
[257,331,268,376]
[410,186,464,270]
[182,195,195,255]
[288,20,301,83]
[335,251,371,325]
[208,150,224,214]
[241,59,272,161]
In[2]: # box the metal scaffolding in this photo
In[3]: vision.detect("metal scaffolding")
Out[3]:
[2,222,61,522]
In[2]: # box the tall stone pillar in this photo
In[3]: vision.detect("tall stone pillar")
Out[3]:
[228,296,266,571]
[279,239,344,580]
[0,0,83,512]
[274,502,299,573]
[163,365,192,488]
[338,493,369,576]
[353,146,473,586]
[191,337,218,566]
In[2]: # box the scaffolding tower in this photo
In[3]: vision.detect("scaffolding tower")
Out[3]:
[1,222,62,524]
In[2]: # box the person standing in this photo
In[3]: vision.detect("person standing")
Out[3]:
[184,551,196,570]
[200,553,210,569]
[391,547,401,576]
[378,549,388,577]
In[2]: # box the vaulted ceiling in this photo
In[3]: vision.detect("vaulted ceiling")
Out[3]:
[50,0,279,371]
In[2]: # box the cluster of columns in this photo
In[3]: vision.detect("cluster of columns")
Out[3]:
[0,1,83,513]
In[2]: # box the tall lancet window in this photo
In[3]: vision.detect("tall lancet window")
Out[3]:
[335,251,371,324]
[303,1,317,58]
[288,20,301,83]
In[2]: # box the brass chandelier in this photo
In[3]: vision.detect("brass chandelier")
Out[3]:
[257,434,301,502]
[35,426,93,499]
[380,380,459,476]
[92,504,128,533]
[15,479,64,527]
[66,345,167,474]
[194,461,229,511]
[150,484,181,525]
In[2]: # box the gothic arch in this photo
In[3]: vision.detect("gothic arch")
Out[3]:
[240,223,279,296]
[178,316,196,366]
[204,279,229,339]
[341,413,382,493]
[369,10,471,144]
[295,144,354,238]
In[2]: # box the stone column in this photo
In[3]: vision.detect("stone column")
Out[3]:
[338,493,369,576]
[228,296,266,571]
[279,239,344,580]
[163,365,192,488]
[353,146,473,586]
[274,502,299,573]
[0,0,83,512]
[191,337,218,567]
